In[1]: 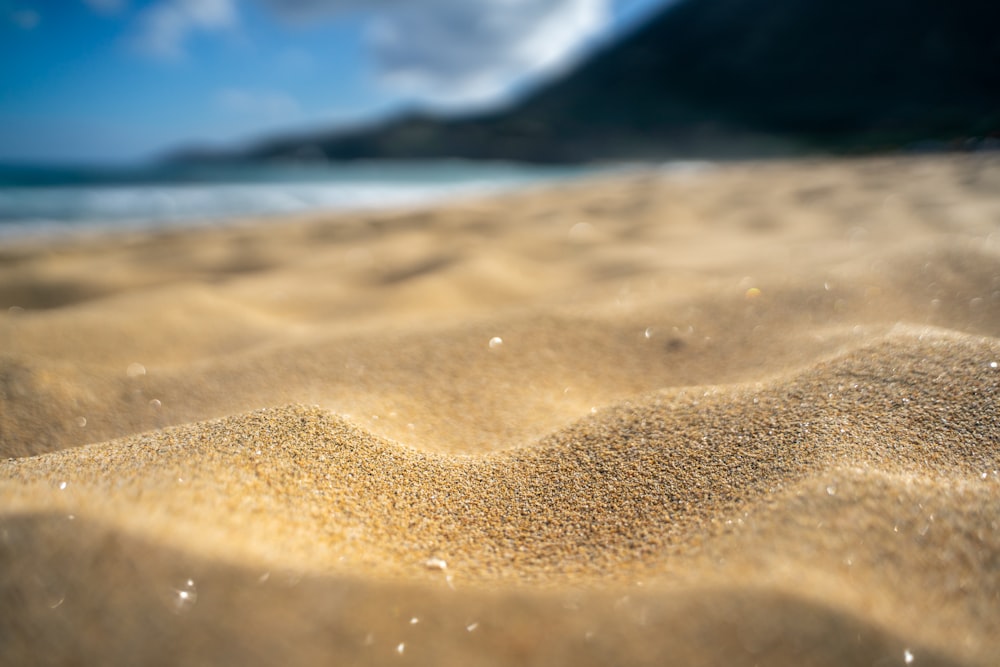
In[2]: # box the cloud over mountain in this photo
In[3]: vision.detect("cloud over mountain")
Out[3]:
[134,0,237,59]
[259,0,611,106]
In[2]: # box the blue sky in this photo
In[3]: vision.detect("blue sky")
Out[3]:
[0,0,670,164]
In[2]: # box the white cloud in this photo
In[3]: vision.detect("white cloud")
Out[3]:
[276,47,316,74]
[255,0,373,21]
[10,9,40,30]
[134,0,236,59]
[258,0,611,107]
[216,88,301,116]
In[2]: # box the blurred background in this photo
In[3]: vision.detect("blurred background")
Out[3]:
[0,0,668,164]
[1,0,997,231]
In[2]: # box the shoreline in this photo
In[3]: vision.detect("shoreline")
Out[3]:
[0,159,613,244]
[2,150,994,246]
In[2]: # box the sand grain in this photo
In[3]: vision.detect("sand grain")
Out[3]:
[2,155,999,666]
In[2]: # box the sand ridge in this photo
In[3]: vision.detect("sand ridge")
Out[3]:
[1,154,999,666]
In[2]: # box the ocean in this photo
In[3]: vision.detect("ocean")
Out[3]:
[0,161,596,238]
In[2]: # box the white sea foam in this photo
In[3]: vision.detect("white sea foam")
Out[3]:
[0,161,601,239]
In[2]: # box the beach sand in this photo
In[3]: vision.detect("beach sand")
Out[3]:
[1,154,999,666]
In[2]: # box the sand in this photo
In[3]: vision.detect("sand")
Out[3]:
[1,154,999,666]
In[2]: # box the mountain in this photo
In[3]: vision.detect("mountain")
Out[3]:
[177,0,1000,164]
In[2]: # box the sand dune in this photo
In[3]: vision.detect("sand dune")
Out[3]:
[2,155,999,665]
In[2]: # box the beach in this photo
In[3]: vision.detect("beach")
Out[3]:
[1,154,999,665]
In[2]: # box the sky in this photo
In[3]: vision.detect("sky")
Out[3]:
[0,0,670,164]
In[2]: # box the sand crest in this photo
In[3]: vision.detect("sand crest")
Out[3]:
[2,155,999,666]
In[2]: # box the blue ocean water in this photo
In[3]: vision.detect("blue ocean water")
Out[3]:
[0,161,596,237]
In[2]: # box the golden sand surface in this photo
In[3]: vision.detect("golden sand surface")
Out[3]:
[1,155,999,666]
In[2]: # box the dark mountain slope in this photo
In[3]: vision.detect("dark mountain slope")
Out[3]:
[524,0,999,139]
[194,0,1000,163]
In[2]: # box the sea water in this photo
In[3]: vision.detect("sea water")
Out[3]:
[0,161,595,238]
